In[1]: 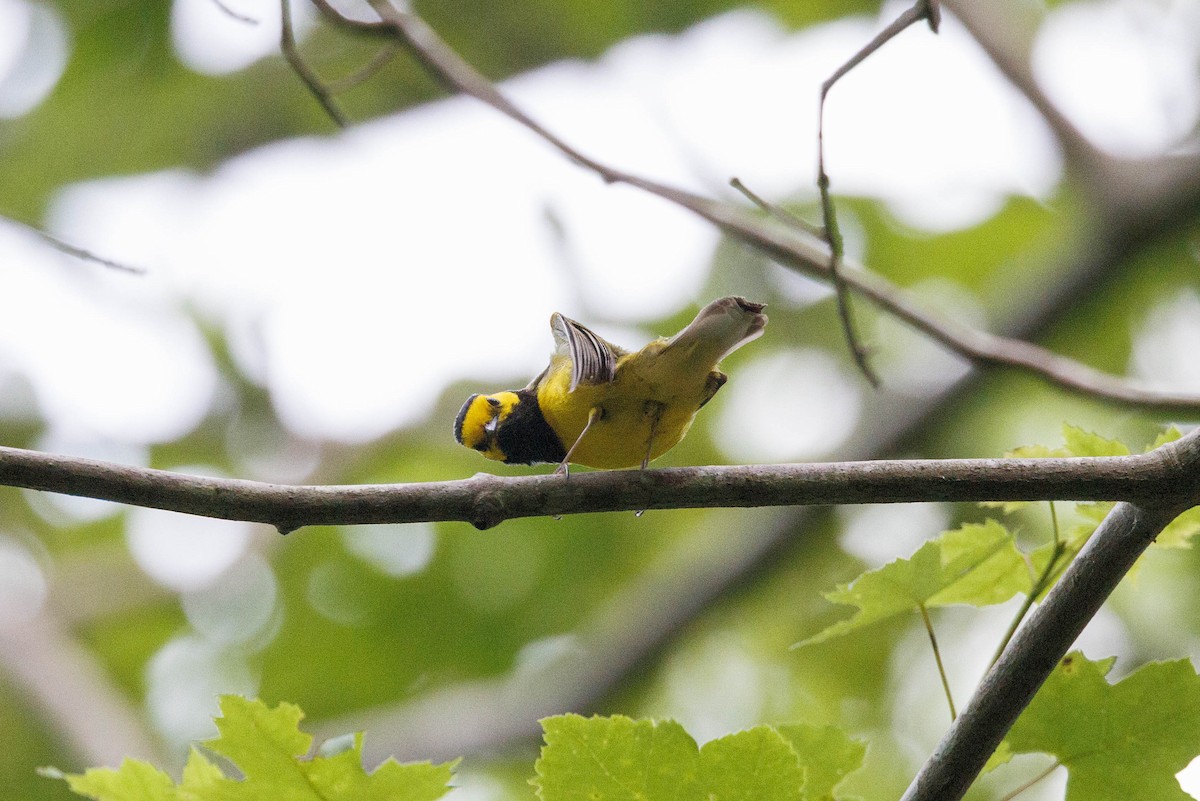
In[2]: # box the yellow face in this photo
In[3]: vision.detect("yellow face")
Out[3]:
[454,391,520,462]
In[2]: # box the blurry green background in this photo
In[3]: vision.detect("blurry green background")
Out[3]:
[1,1,1199,800]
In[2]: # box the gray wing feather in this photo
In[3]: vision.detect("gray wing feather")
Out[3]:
[550,313,618,391]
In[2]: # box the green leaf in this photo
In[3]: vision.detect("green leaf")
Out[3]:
[1004,443,1069,459]
[1156,506,1200,549]
[775,723,866,801]
[534,717,865,801]
[982,740,1014,774]
[698,727,805,801]
[48,697,456,801]
[533,715,701,801]
[305,733,456,801]
[1060,424,1130,457]
[798,520,1029,646]
[1148,426,1184,451]
[55,759,177,801]
[204,695,312,786]
[180,749,223,792]
[1005,653,1200,801]
[986,425,1129,513]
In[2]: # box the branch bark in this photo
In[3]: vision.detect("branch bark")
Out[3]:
[899,426,1200,800]
[1,434,1196,532]
[902,501,1190,800]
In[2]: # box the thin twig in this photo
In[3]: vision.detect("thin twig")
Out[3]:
[326,43,400,92]
[211,0,258,25]
[280,0,348,128]
[938,0,1100,182]
[728,177,823,238]
[989,502,1065,666]
[814,0,940,387]
[815,163,877,385]
[919,603,957,721]
[17,223,145,274]
[996,760,1061,801]
[297,1,1200,413]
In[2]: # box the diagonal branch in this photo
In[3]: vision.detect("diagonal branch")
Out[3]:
[301,0,1200,413]
[3,216,146,274]
[939,0,1101,177]
[902,500,1189,801]
[900,423,1200,800]
[0,612,168,767]
[0,432,1196,532]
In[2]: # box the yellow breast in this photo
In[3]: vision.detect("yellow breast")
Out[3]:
[536,343,715,469]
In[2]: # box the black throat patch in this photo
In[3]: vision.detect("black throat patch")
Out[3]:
[497,389,567,465]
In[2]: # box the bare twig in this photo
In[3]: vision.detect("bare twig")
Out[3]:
[989,502,1065,667]
[0,433,1197,532]
[938,0,1101,180]
[997,760,1062,801]
[919,602,957,721]
[211,0,258,25]
[899,424,1200,801]
[280,0,348,128]
[326,43,400,92]
[814,0,941,387]
[728,177,823,238]
[10,220,146,274]
[299,0,1200,413]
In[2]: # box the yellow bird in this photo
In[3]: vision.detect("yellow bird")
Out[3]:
[454,296,767,470]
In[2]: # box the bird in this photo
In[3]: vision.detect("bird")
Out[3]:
[454,296,767,471]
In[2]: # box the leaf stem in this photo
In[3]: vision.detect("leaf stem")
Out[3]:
[918,602,956,721]
[990,502,1065,666]
[997,759,1061,801]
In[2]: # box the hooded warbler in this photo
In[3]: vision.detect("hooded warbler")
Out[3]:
[454,296,767,471]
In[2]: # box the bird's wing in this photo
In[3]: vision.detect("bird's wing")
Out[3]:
[550,313,619,391]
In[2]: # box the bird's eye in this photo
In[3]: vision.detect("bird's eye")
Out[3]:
[473,441,489,452]
[486,396,502,408]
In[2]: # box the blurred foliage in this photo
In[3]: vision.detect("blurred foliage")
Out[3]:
[2,1,1200,801]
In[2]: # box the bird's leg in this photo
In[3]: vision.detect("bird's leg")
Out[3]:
[556,406,603,476]
[640,400,666,470]
[632,401,666,518]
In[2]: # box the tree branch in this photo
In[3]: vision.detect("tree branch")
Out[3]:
[902,501,1188,800]
[300,0,1200,413]
[2,216,146,274]
[0,612,167,767]
[1,432,1196,532]
[280,0,349,128]
[815,0,940,387]
[899,425,1200,800]
[939,0,1103,180]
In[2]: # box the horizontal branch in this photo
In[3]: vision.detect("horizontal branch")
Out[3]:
[2,432,1196,532]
